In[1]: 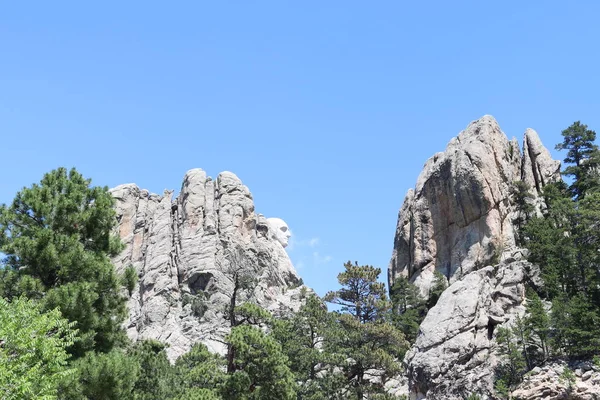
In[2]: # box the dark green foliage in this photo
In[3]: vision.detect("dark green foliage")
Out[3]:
[523,291,550,363]
[129,340,176,400]
[426,270,447,310]
[0,168,127,356]
[61,350,139,400]
[551,294,600,356]
[523,189,578,298]
[325,261,408,399]
[175,389,222,400]
[556,121,600,199]
[494,324,527,398]
[223,325,296,400]
[495,123,600,397]
[510,181,535,245]
[271,294,345,400]
[121,266,138,297]
[191,296,209,318]
[174,343,225,399]
[389,276,426,344]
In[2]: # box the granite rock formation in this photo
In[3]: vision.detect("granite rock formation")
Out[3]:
[110,169,305,361]
[389,115,560,293]
[512,361,600,400]
[389,116,562,399]
[406,253,538,398]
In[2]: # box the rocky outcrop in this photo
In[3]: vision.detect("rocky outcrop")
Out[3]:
[406,252,537,399]
[110,169,305,361]
[512,361,600,400]
[388,116,562,399]
[388,115,560,294]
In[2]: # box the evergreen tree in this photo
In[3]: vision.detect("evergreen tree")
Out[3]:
[324,261,408,400]
[223,325,296,400]
[389,276,426,345]
[524,189,577,298]
[551,293,600,357]
[510,181,535,245]
[523,291,550,363]
[219,244,262,373]
[129,340,177,400]
[0,168,127,356]
[426,270,447,310]
[556,121,600,199]
[61,350,139,400]
[0,297,77,400]
[272,295,331,397]
[494,324,527,398]
[174,343,226,399]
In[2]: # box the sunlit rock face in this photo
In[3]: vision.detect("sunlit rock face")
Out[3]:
[110,169,305,361]
[388,116,561,399]
[389,115,560,294]
[267,217,292,248]
[512,360,600,399]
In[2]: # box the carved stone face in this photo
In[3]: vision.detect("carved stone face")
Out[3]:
[267,217,291,248]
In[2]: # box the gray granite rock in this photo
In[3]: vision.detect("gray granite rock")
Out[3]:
[389,116,560,295]
[388,116,562,399]
[111,169,305,361]
[512,361,600,400]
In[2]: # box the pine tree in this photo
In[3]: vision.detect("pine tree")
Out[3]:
[556,121,600,199]
[174,343,226,399]
[510,181,535,245]
[223,325,296,400]
[494,325,527,398]
[426,270,447,310]
[524,190,577,298]
[129,340,177,400]
[389,276,426,345]
[218,244,262,373]
[0,168,127,356]
[523,291,550,363]
[271,294,337,399]
[324,261,408,400]
[60,349,139,400]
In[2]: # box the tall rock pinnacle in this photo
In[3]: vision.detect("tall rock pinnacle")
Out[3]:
[389,115,560,294]
[388,116,561,399]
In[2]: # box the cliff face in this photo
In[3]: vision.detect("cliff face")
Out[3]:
[389,116,560,292]
[389,116,561,399]
[110,169,304,361]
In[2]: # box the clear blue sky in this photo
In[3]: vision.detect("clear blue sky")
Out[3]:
[2,2,600,296]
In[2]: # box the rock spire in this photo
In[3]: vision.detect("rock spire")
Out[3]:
[389,116,561,399]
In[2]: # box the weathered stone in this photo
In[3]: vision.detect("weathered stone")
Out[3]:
[405,259,531,399]
[111,169,306,361]
[389,116,559,295]
[512,362,600,400]
[522,128,562,196]
[388,116,562,399]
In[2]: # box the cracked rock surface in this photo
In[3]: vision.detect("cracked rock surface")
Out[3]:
[110,169,305,361]
[389,115,560,294]
[388,116,561,399]
[512,361,600,400]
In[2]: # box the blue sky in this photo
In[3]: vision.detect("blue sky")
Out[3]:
[2,2,600,296]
